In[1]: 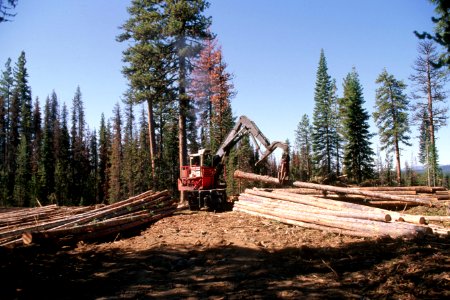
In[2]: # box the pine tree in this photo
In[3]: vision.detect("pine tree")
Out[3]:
[410,41,448,186]
[0,94,6,205]
[312,50,339,179]
[226,135,255,195]
[98,113,110,203]
[13,133,29,206]
[0,58,13,165]
[117,0,174,184]
[0,0,17,23]
[86,129,98,204]
[415,0,450,68]
[295,114,313,181]
[161,113,180,192]
[330,80,343,176]
[373,69,411,184]
[0,58,14,204]
[122,102,138,197]
[30,97,42,201]
[136,108,151,194]
[108,103,123,203]
[189,37,235,152]
[54,103,71,205]
[341,68,375,183]
[164,0,212,174]
[70,86,89,204]
[38,96,55,203]
[11,51,32,206]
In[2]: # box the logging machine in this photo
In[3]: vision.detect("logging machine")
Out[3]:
[178,115,290,210]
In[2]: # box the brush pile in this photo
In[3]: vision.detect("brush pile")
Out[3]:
[0,190,176,247]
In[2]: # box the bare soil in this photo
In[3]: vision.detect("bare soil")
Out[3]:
[1,209,449,299]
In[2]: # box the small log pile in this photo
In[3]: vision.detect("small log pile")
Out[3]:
[233,170,449,238]
[0,190,176,247]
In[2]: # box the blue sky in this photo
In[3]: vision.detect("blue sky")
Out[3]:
[1,0,449,165]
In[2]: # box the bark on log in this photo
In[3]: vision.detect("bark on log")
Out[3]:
[253,189,426,224]
[233,206,375,238]
[239,193,392,222]
[357,186,434,193]
[234,200,432,238]
[49,190,170,230]
[23,206,176,245]
[234,170,436,206]
[234,170,282,185]
[293,181,434,207]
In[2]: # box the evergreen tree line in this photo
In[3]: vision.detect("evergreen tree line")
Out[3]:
[292,41,449,187]
[0,43,256,207]
[0,0,271,207]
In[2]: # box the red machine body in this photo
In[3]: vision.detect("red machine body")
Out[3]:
[178,116,290,211]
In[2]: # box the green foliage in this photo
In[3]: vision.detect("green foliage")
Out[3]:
[294,114,313,181]
[373,69,411,183]
[108,103,123,203]
[0,0,17,22]
[415,0,450,68]
[312,50,340,178]
[410,40,448,186]
[341,68,375,183]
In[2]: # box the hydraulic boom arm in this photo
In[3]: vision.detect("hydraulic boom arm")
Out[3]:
[213,115,290,182]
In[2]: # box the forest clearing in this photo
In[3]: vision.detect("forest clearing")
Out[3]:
[2,1,450,298]
[1,173,449,299]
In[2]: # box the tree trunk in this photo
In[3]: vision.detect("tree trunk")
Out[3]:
[426,56,436,186]
[394,137,402,184]
[178,40,188,205]
[146,99,157,186]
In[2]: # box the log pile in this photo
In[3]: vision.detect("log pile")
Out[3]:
[234,170,447,207]
[0,190,176,247]
[233,170,449,238]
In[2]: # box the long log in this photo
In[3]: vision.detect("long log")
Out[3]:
[251,189,426,224]
[292,181,434,207]
[23,205,176,245]
[233,170,435,206]
[239,193,392,222]
[234,200,432,238]
[49,190,170,230]
[233,206,376,238]
[1,190,173,247]
[357,186,434,193]
[234,170,282,185]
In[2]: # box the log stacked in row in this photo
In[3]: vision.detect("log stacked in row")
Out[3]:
[0,190,176,247]
[233,188,448,238]
[234,170,448,207]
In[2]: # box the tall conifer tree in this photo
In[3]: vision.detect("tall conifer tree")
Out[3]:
[410,41,448,186]
[341,68,375,183]
[54,103,71,205]
[373,69,411,184]
[12,51,32,206]
[295,114,313,181]
[312,50,338,179]
[98,113,110,203]
[108,103,123,203]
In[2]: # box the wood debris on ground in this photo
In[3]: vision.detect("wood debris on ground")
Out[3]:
[0,190,176,247]
[233,170,449,238]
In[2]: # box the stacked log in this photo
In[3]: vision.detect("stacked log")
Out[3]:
[233,170,449,238]
[233,170,447,207]
[0,190,176,247]
[234,188,435,238]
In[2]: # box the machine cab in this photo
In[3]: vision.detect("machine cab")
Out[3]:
[179,149,216,190]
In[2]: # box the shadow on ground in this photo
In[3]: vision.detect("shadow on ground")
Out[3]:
[1,234,449,299]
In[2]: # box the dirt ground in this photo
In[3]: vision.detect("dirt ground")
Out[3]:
[1,209,449,299]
